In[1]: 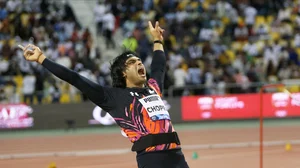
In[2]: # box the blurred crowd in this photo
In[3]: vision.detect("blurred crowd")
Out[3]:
[1,0,300,104]
[0,0,99,104]
[97,0,300,96]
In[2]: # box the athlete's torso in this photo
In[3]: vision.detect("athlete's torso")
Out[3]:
[108,79,180,152]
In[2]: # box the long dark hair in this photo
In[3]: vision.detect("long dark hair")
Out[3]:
[110,50,137,88]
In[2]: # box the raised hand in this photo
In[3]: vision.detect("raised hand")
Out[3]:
[19,44,45,64]
[148,21,165,41]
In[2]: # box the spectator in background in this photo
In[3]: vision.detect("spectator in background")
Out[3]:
[33,64,46,104]
[233,69,250,93]
[0,57,10,75]
[186,61,202,86]
[0,76,6,103]
[293,29,300,47]
[102,9,116,49]
[234,22,249,42]
[0,3,8,21]
[287,43,299,65]
[2,0,300,101]
[290,62,300,79]
[137,31,151,62]
[82,28,93,55]
[6,0,20,13]
[0,85,7,103]
[244,4,257,32]
[277,6,292,23]
[2,40,12,60]
[186,60,202,95]
[173,62,187,87]
[122,33,138,52]
[263,42,277,69]
[22,72,36,104]
[173,62,187,96]
[94,0,107,36]
[216,0,232,19]
[279,20,293,40]
[168,50,184,72]
[265,60,278,83]
[77,63,97,101]
[202,64,215,95]
[254,23,269,40]
[49,83,61,103]
[243,38,260,61]
[232,51,245,73]
[246,63,260,93]
[55,52,72,69]
[277,60,292,80]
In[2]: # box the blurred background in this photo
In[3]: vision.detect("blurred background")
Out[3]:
[0,0,300,130]
[1,1,300,167]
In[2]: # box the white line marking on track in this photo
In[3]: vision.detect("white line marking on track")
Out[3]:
[0,140,299,160]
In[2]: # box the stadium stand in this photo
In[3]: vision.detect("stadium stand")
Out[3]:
[1,0,300,104]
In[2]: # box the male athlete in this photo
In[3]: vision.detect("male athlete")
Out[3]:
[21,21,189,168]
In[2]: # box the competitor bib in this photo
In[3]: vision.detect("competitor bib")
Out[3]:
[138,95,170,121]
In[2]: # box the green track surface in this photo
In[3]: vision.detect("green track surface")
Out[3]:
[1,119,300,139]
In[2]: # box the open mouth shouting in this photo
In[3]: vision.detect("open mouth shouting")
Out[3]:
[138,67,146,78]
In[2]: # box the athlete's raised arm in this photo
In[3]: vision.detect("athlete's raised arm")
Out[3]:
[148,21,166,91]
[20,44,115,111]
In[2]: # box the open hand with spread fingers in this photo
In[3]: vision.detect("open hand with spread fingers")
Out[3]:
[148,21,165,41]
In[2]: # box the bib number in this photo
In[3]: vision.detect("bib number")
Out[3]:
[139,95,170,121]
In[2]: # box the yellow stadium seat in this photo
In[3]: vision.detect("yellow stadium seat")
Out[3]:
[60,93,70,104]
[190,2,199,9]
[182,63,188,71]
[9,39,15,46]
[169,35,177,47]
[177,0,189,10]
[8,13,16,20]
[222,17,230,25]
[291,40,296,48]
[238,17,244,25]
[21,13,30,27]
[255,16,266,25]
[74,93,82,102]
[290,14,297,22]
[225,50,235,61]
[12,75,23,94]
[295,48,300,55]
[288,85,300,93]
[43,95,52,104]
[202,0,210,10]
[295,48,300,61]
[231,41,244,51]
[267,15,274,24]
[256,40,265,49]
[279,40,288,47]
[13,75,23,86]
[270,32,280,40]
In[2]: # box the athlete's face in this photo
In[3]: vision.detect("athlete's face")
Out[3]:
[124,56,147,87]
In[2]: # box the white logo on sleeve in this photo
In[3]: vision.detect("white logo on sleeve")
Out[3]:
[148,89,155,94]
[139,95,170,121]
[130,92,140,97]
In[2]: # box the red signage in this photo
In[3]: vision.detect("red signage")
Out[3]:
[181,93,300,121]
[0,104,34,129]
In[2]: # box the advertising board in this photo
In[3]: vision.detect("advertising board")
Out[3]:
[182,93,300,121]
[0,104,33,129]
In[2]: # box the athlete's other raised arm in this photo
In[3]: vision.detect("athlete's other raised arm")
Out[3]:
[20,44,115,111]
[148,21,166,91]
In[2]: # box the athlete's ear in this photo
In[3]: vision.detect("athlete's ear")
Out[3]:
[123,71,127,78]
